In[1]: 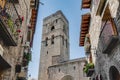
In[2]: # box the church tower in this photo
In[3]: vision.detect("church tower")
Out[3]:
[38,11,69,80]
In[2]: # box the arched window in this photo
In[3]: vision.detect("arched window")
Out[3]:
[51,26,55,31]
[61,75,73,80]
[45,37,48,46]
[109,66,120,80]
[51,35,54,44]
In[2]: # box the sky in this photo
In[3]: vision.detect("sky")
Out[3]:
[28,0,89,79]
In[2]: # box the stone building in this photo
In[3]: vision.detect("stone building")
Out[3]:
[80,0,120,80]
[38,10,89,80]
[0,0,39,80]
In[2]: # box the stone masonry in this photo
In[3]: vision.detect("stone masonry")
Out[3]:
[38,10,89,80]
[0,0,39,80]
[80,0,120,80]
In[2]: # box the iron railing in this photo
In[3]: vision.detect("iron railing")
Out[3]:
[0,1,22,46]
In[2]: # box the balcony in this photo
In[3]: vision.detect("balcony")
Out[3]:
[96,0,107,15]
[0,2,22,46]
[81,0,91,9]
[100,16,119,54]
[102,35,119,53]
[0,55,11,72]
[0,45,11,72]
[83,63,94,77]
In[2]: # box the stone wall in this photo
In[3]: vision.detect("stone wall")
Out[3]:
[88,0,120,80]
[38,11,70,80]
[0,0,33,80]
[48,58,89,80]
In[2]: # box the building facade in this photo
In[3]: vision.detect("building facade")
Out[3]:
[38,10,89,80]
[80,0,120,80]
[0,0,39,80]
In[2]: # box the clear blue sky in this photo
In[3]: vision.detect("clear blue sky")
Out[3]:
[28,0,89,79]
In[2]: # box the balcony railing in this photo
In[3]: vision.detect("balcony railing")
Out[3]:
[83,63,94,77]
[0,2,22,46]
[100,20,119,54]
[100,35,119,54]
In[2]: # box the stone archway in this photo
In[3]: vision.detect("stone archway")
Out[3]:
[109,66,120,80]
[61,75,73,80]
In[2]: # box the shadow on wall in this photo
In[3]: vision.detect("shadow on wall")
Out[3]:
[61,75,73,80]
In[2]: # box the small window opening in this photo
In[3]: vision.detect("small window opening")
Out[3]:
[51,26,55,31]
[66,40,67,48]
[45,37,48,46]
[51,35,54,44]
[62,36,64,45]
[56,19,58,23]
[74,66,76,70]
[59,68,60,72]
[63,25,65,32]
[47,51,48,54]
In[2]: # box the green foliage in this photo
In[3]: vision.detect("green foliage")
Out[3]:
[24,52,32,62]
[83,63,94,73]
[8,18,14,33]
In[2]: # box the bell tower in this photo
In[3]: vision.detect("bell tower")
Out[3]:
[38,10,69,80]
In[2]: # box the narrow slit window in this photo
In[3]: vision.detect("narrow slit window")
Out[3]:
[56,19,58,23]
[51,35,54,44]
[62,36,64,45]
[73,66,76,70]
[66,39,67,48]
[47,51,48,54]
[59,68,60,72]
[45,37,48,46]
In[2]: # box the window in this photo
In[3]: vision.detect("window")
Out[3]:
[51,26,55,31]
[56,19,58,23]
[59,68,60,72]
[47,51,48,54]
[63,25,65,32]
[45,37,48,46]
[27,31,31,41]
[66,39,67,48]
[73,66,76,70]
[51,35,54,44]
[62,36,64,45]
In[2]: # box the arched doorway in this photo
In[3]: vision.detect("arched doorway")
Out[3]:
[109,66,120,80]
[61,75,73,80]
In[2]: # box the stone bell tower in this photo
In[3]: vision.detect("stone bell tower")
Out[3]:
[38,10,69,80]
